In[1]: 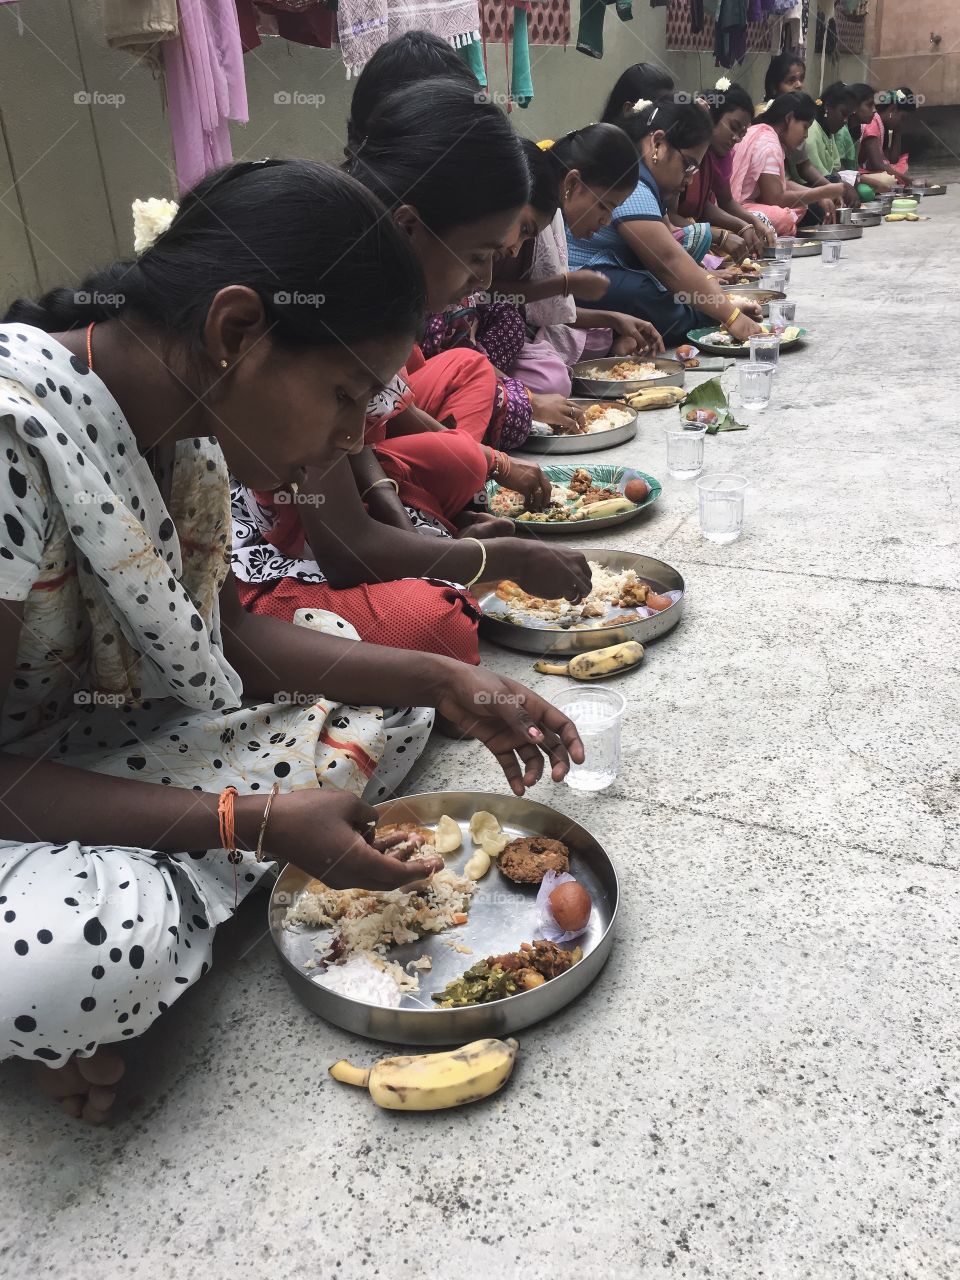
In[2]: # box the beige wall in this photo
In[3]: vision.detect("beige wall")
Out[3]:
[867,0,960,106]
[0,0,866,302]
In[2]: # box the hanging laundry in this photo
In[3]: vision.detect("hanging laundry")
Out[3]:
[457,35,488,85]
[338,0,481,78]
[162,0,248,192]
[479,0,569,49]
[104,0,178,64]
[577,0,631,59]
[714,0,748,66]
[511,6,533,105]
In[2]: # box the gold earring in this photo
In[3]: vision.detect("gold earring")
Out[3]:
[653,149,659,165]
[219,359,228,369]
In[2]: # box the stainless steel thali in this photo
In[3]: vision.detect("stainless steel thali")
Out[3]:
[799,224,864,241]
[571,355,685,398]
[519,398,638,455]
[763,237,822,258]
[478,547,685,656]
[269,791,619,1045]
[850,209,882,227]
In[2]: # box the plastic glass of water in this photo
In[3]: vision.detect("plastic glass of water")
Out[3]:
[762,261,790,287]
[738,362,773,410]
[551,686,626,793]
[774,240,793,261]
[749,333,780,370]
[823,241,842,265]
[768,299,797,326]
[697,473,747,545]
[665,422,707,479]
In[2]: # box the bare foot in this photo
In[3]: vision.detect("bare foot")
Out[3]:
[32,1047,125,1124]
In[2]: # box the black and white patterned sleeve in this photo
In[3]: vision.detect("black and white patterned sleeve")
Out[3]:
[0,404,50,601]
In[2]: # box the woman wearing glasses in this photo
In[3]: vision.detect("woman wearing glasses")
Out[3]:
[566,96,763,347]
[678,83,776,259]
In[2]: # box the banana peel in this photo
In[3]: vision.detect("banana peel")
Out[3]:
[534,640,644,680]
[329,1037,518,1111]
[624,386,687,411]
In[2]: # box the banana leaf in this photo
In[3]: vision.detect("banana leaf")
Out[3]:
[678,375,747,434]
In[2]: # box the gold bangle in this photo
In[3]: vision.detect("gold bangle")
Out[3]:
[255,782,281,863]
[722,306,741,330]
[461,536,488,589]
[360,477,399,501]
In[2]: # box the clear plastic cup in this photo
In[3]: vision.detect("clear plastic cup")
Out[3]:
[761,265,790,290]
[768,299,797,327]
[749,333,780,370]
[823,241,843,265]
[774,240,793,261]
[697,473,747,545]
[551,686,626,792]
[665,421,707,480]
[738,363,773,410]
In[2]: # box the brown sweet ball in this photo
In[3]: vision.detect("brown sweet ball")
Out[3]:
[624,477,650,504]
[549,881,592,932]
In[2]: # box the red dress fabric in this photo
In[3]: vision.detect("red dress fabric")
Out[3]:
[238,576,481,663]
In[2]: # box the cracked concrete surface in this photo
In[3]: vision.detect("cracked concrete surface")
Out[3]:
[2,197,959,1280]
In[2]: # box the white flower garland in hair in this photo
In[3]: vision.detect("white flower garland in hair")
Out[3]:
[715,77,731,92]
[631,98,652,114]
[132,197,179,254]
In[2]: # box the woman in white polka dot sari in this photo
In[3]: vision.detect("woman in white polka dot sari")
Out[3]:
[0,160,583,1120]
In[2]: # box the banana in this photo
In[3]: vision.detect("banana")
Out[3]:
[534,657,571,675]
[625,386,687,411]
[570,640,644,679]
[885,213,907,222]
[534,640,644,680]
[576,496,635,519]
[329,1037,519,1110]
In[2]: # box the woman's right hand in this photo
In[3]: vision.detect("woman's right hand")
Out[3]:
[493,455,553,510]
[511,542,592,602]
[720,230,748,262]
[566,268,611,301]
[256,789,443,890]
[529,393,586,434]
[727,310,763,342]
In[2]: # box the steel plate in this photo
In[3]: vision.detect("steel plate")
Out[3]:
[269,791,619,1045]
[904,183,945,196]
[571,356,685,399]
[763,238,822,258]
[518,399,638,455]
[488,462,661,535]
[478,547,685,655]
[799,225,864,241]
[686,325,807,358]
[851,210,882,227]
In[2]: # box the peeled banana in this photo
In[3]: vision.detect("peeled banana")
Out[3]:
[329,1037,519,1110]
[534,639,644,680]
[625,386,687,411]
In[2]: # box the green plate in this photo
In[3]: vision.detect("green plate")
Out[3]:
[486,463,661,535]
[686,325,808,358]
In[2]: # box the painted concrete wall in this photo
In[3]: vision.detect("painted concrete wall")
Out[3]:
[0,0,867,302]
[867,0,960,107]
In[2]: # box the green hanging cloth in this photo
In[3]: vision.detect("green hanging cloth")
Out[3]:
[511,7,533,107]
[577,0,606,56]
[457,38,488,88]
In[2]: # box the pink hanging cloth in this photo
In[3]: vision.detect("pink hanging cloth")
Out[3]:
[162,0,249,193]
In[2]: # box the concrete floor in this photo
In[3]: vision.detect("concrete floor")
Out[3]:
[2,196,959,1280]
